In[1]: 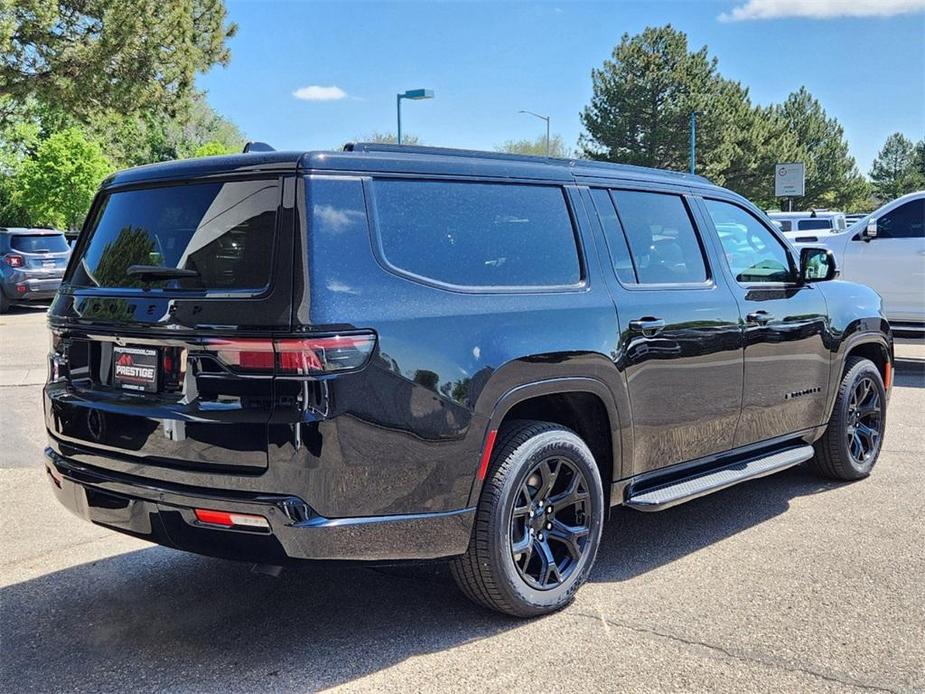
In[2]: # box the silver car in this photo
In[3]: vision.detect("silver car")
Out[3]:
[0,227,71,313]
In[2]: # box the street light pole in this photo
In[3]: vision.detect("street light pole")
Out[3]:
[518,110,551,157]
[689,111,698,174]
[396,89,435,145]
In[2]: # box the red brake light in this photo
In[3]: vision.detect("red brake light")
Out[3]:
[204,333,375,376]
[4,254,24,268]
[275,334,376,375]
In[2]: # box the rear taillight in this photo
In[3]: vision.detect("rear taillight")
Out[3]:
[205,333,376,376]
[4,254,24,268]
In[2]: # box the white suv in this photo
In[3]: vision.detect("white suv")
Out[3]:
[767,210,847,243]
[795,192,925,332]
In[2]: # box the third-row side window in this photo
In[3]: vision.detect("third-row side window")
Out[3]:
[373,179,581,288]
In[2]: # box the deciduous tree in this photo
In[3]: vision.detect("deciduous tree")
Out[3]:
[12,127,111,229]
[497,134,570,158]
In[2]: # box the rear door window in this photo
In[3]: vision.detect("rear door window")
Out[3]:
[11,234,69,253]
[70,179,280,291]
[372,179,581,288]
[610,190,708,284]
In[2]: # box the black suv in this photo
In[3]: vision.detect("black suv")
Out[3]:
[45,144,892,617]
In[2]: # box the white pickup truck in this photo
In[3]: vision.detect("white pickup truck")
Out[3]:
[792,192,925,333]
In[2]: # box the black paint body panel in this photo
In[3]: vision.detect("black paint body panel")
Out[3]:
[43,148,892,563]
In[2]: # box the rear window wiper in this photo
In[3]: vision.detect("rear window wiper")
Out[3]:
[126,265,200,280]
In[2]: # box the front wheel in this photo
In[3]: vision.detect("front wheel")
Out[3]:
[451,420,605,617]
[811,356,886,481]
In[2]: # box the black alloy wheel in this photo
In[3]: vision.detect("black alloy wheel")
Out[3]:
[812,356,887,481]
[510,457,591,590]
[451,420,604,617]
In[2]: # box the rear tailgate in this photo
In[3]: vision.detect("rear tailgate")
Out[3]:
[46,175,296,474]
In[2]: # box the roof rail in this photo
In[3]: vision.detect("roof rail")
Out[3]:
[344,142,573,165]
[243,141,276,153]
[342,142,712,184]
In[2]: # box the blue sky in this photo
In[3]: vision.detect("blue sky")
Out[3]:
[198,0,925,174]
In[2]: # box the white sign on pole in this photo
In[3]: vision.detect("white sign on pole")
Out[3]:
[775,162,805,198]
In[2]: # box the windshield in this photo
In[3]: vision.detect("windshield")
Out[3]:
[69,179,279,291]
[11,234,69,253]
[797,219,833,231]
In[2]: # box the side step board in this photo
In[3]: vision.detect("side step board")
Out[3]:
[624,445,815,512]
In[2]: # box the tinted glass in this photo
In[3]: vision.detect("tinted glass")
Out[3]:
[70,180,279,291]
[374,180,580,287]
[590,188,636,283]
[705,199,794,284]
[10,234,69,253]
[877,199,925,239]
[611,190,707,284]
[777,220,792,232]
[798,219,833,231]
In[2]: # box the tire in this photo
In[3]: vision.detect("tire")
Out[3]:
[451,420,605,617]
[811,356,886,481]
[0,291,8,314]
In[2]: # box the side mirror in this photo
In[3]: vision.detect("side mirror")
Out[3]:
[863,219,878,241]
[800,247,837,282]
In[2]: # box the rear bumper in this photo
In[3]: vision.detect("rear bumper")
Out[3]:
[2,276,61,301]
[44,447,474,564]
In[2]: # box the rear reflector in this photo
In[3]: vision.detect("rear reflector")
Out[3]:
[205,333,375,376]
[194,508,270,529]
[884,362,892,389]
[477,429,499,481]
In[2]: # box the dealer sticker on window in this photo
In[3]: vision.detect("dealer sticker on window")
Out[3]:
[113,347,158,392]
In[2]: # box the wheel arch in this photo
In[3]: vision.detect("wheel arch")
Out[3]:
[825,327,894,422]
[467,377,627,508]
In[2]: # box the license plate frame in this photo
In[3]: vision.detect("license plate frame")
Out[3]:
[113,346,159,392]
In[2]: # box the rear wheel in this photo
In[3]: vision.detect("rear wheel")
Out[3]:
[0,291,8,314]
[811,356,886,480]
[451,420,605,617]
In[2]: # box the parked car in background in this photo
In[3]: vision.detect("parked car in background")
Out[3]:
[44,145,893,617]
[0,228,71,313]
[767,210,847,243]
[794,191,925,333]
[845,213,867,227]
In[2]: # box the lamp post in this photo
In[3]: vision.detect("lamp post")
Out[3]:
[396,89,434,144]
[689,111,698,174]
[518,110,551,157]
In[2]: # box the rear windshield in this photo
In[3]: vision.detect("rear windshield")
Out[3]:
[70,179,279,291]
[797,219,833,231]
[11,234,69,253]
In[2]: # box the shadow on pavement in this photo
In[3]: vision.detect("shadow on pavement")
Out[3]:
[1,463,843,691]
[893,356,924,389]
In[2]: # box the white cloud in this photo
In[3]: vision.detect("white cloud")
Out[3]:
[292,85,348,102]
[719,0,925,21]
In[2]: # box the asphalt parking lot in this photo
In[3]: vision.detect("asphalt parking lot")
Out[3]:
[1,305,923,693]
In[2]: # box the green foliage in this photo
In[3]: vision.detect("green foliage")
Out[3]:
[12,127,112,229]
[869,132,924,201]
[580,25,870,210]
[192,140,238,158]
[580,25,732,169]
[362,131,423,146]
[0,0,237,125]
[771,88,868,209]
[496,134,570,158]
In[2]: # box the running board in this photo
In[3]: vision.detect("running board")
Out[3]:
[624,445,815,512]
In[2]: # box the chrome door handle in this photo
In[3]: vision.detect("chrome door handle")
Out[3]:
[629,318,666,336]
[746,310,774,325]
